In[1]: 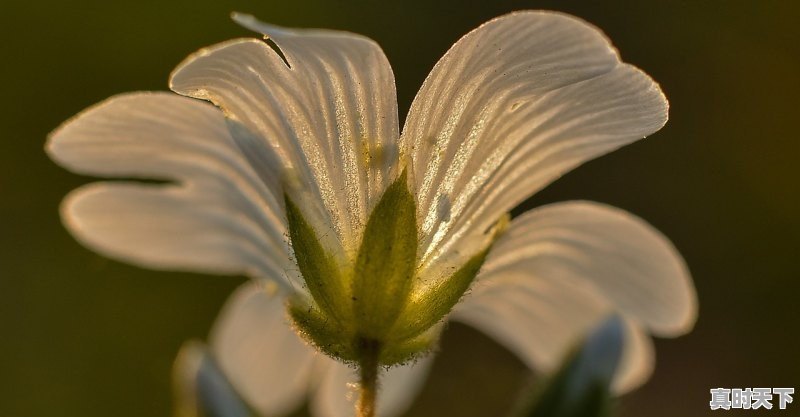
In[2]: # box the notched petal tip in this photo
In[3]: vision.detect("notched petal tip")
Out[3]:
[231,12,291,38]
[230,11,257,29]
[168,38,273,98]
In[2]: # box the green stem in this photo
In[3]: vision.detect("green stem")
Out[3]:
[357,338,381,417]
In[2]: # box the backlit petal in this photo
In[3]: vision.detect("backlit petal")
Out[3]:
[454,200,694,392]
[453,272,652,392]
[170,17,399,259]
[210,283,319,417]
[402,11,668,282]
[47,93,292,287]
[480,201,696,335]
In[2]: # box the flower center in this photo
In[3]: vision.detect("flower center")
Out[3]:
[285,170,504,365]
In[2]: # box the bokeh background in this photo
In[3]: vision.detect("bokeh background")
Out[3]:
[2,1,798,416]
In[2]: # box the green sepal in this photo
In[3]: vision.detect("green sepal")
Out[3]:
[288,300,357,363]
[352,170,418,339]
[379,323,441,366]
[284,194,352,327]
[389,245,490,343]
[387,213,508,343]
[284,171,511,368]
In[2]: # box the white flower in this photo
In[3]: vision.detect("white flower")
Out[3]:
[47,10,697,417]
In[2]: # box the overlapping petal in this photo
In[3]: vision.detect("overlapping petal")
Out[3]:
[401,11,669,282]
[454,200,695,391]
[480,201,696,335]
[170,16,399,260]
[211,284,318,416]
[46,93,293,287]
[212,283,432,417]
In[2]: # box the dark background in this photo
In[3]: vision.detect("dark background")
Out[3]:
[2,1,798,416]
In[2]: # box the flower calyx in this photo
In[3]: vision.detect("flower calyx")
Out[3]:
[286,170,507,366]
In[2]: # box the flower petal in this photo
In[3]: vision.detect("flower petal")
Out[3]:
[311,356,433,417]
[210,283,319,417]
[61,184,289,284]
[479,201,696,336]
[47,93,292,286]
[452,271,652,392]
[402,11,668,280]
[170,17,400,258]
[613,317,655,393]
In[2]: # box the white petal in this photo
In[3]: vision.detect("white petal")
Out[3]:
[173,342,208,417]
[454,272,613,375]
[170,18,400,258]
[481,201,696,336]
[613,318,655,393]
[311,356,433,417]
[61,184,289,283]
[309,359,357,417]
[452,272,652,392]
[402,11,668,281]
[210,283,319,417]
[47,93,292,286]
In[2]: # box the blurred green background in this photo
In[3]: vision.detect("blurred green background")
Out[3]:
[2,1,798,416]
